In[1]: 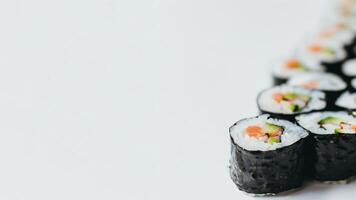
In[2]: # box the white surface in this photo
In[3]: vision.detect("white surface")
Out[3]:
[0,0,353,199]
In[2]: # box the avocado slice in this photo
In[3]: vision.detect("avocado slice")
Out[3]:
[298,65,308,72]
[321,48,335,56]
[318,116,343,125]
[283,93,297,101]
[288,104,300,112]
[265,123,283,135]
[268,137,280,144]
[334,128,343,134]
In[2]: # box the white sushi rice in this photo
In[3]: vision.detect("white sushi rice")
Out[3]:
[258,85,326,114]
[296,111,356,135]
[272,57,324,79]
[287,72,347,91]
[336,91,356,109]
[342,59,356,76]
[352,78,356,89]
[230,115,308,151]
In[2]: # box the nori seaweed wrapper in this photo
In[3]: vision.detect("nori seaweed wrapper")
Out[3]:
[323,90,346,111]
[322,60,345,77]
[229,134,307,195]
[308,133,356,181]
[343,36,356,60]
[258,110,298,123]
[344,44,356,60]
[272,76,287,86]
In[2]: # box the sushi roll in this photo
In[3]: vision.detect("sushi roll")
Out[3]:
[271,57,324,85]
[287,72,347,110]
[257,85,326,121]
[296,111,356,182]
[342,58,356,87]
[229,114,309,195]
[311,22,356,58]
[297,42,347,76]
[335,91,356,112]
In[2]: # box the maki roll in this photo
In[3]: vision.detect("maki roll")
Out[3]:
[287,72,347,110]
[229,114,309,195]
[271,57,324,85]
[310,22,356,58]
[297,42,347,75]
[335,91,356,112]
[342,58,356,88]
[257,85,326,121]
[296,111,356,182]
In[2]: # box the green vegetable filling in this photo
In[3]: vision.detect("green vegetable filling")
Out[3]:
[265,123,284,144]
[318,117,343,125]
[321,48,335,56]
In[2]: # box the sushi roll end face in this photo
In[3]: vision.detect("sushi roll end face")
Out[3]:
[311,22,356,58]
[297,42,347,75]
[271,58,323,86]
[287,72,347,110]
[298,42,347,63]
[229,115,308,195]
[296,111,356,181]
[257,85,326,121]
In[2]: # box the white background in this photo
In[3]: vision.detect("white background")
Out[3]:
[0,0,353,199]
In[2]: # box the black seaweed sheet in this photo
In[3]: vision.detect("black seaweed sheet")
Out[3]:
[272,76,287,86]
[229,135,306,195]
[322,60,345,77]
[308,133,356,181]
[344,37,356,60]
[258,110,298,123]
[324,90,345,111]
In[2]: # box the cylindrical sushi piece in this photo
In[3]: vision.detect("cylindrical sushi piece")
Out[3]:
[257,85,326,122]
[271,57,324,86]
[296,41,347,76]
[342,59,356,88]
[310,22,356,59]
[296,111,356,182]
[287,72,347,110]
[335,91,356,112]
[229,114,309,195]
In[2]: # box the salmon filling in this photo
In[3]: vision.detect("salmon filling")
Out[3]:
[284,59,307,71]
[300,81,319,89]
[245,123,284,144]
